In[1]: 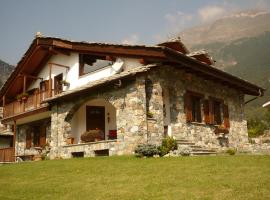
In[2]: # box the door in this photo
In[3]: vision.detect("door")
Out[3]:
[54,73,63,95]
[86,106,105,139]
[40,80,49,100]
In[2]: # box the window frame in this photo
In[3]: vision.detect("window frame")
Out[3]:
[79,54,113,77]
[184,90,204,123]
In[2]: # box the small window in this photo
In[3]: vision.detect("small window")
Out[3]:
[184,91,203,123]
[72,152,84,158]
[95,149,109,157]
[79,54,113,76]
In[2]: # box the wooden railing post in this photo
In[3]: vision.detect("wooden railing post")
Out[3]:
[13,120,16,162]
[2,95,5,118]
[49,63,52,97]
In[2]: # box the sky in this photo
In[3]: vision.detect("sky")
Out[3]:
[1,0,270,65]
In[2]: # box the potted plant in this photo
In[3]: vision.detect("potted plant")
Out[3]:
[66,134,74,145]
[60,80,70,87]
[16,92,29,101]
[214,125,229,134]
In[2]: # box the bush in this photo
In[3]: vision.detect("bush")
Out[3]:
[226,148,237,155]
[158,137,177,157]
[135,144,159,157]
[248,119,268,138]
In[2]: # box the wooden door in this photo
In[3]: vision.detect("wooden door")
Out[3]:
[54,74,63,95]
[39,126,46,147]
[40,80,49,100]
[86,106,105,138]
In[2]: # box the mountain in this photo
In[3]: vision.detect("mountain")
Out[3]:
[179,10,270,120]
[181,10,270,47]
[0,59,14,88]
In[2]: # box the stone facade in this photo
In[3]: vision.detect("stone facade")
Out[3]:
[49,76,148,159]
[15,65,253,159]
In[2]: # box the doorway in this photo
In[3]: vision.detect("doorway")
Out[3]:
[86,106,105,139]
[54,73,63,95]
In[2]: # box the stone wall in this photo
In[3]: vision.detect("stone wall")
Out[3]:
[49,76,148,159]
[145,66,248,149]
[16,120,51,156]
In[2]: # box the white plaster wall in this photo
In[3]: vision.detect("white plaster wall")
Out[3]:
[71,99,116,143]
[122,58,142,70]
[27,53,142,93]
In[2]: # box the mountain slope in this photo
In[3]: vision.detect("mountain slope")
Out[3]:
[181,10,270,46]
[179,10,270,120]
[0,59,14,88]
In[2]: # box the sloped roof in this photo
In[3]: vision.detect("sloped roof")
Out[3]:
[187,49,215,65]
[0,36,265,100]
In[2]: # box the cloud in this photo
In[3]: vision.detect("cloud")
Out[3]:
[121,34,139,45]
[164,11,193,31]
[198,5,227,22]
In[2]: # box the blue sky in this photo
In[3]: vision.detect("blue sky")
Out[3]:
[1,0,270,65]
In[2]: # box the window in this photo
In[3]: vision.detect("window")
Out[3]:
[184,91,203,123]
[54,73,63,95]
[184,92,230,127]
[79,54,113,76]
[30,126,46,147]
[213,100,222,125]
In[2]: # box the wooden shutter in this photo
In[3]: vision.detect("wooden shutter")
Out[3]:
[203,99,210,124]
[208,98,214,125]
[223,104,230,128]
[184,92,192,122]
[39,126,46,147]
[26,131,32,149]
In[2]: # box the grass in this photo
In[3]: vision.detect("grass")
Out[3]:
[0,155,270,200]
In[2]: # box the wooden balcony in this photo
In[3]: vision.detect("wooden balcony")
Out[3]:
[3,90,53,119]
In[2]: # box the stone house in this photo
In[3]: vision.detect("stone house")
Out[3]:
[0,35,264,161]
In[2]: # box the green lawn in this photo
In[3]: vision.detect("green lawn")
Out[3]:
[0,156,270,200]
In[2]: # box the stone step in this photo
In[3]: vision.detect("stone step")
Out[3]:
[177,141,195,145]
[191,148,216,152]
[191,151,217,155]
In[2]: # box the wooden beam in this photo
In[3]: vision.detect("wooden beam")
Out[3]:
[48,63,52,97]
[20,73,43,80]
[2,95,5,118]
[48,62,70,69]
[13,120,16,161]
[23,75,27,93]
[49,47,70,56]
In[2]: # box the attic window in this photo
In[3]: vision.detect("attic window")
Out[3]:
[79,54,113,76]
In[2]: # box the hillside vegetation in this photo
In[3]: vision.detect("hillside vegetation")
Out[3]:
[0,59,13,87]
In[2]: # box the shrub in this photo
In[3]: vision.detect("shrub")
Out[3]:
[226,148,237,155]
[158,137,177,157]
[135,144,159,157]
[248,118,268,138]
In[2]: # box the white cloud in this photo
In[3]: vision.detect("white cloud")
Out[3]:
[164,11,193,31]
[121,34,139,45]
[198,5,227,22]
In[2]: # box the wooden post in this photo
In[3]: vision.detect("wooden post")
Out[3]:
[49,63,52,97]
[2,95,5,118]
[13,120,16,162]
[23,75,27,93]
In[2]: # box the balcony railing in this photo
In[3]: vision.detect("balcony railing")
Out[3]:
[3,90,54,119]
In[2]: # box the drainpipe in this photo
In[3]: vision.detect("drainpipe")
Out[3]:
[244,89,263,105]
